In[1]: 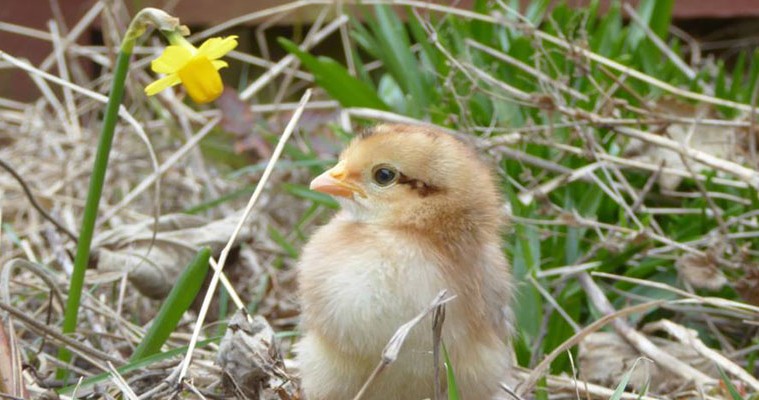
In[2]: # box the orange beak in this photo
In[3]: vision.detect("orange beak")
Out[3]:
[310,161,366,198]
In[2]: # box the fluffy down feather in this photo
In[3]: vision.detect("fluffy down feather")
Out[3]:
[297,124,514,400]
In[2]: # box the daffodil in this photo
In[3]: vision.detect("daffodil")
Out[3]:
[145,35,237,104]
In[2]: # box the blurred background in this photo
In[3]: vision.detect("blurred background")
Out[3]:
[5,0,759,101]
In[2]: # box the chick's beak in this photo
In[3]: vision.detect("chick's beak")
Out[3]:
[310,161,366,198]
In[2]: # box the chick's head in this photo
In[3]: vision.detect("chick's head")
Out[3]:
[310,124,503,235]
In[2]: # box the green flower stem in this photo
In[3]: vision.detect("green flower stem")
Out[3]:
[54,7,185,380]
[56,48,131,380]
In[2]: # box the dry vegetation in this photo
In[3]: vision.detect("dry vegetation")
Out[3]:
[0,0,758,399]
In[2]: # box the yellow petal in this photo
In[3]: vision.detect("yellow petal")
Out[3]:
[178,56,223,104]
[144,74,181,96]
[212,60,228,70]
[197,36,238,60]
[151,45,193,74]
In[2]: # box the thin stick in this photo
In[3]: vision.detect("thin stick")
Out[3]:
[577,273,715,387]
[643,320,759,391]
[0,301,122,367]
[592,272,759,315]
[48,20,81,139]
[465,39,588,101]
[622,3,696,80]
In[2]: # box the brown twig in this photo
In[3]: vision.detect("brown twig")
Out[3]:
[0,157,78,243]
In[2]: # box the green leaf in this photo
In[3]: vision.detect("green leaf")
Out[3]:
[504,183,543,343]
[1,223,21,246]
[715,60,729,115]
[591,2,622,56]
[730,51,747,102]
[443,344,461,400]
[585,0,601,28]
[59,336,221,395]
[717,366,745,400]
[647,0,675,40]
[278,38,389,110]
[268,225,299,258]
[536,376,549,400]
[544,283,582,373]
[627,0,674,51]
[407,8,447,77]
[130,247,211,361]
[368,5,432,116]
[282,182,339,209]
[378,74,409,114]
[350,14,381,60]
[610,358,648,400]
[745,50,759,102]
[183,184,255,214]
[525,0,550,26]
[470,0,494,44]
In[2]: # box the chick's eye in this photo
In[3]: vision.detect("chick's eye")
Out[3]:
[372,166,398,186]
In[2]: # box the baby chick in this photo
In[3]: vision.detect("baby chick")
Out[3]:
[297,124,514,400]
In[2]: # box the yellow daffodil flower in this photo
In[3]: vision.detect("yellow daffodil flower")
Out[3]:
[145,35,237,104]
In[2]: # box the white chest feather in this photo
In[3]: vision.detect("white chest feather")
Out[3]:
[298,220,448,357]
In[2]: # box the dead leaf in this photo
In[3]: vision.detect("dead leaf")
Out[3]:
[625,99,739,190]
[216,87,271,159]
[216,310,287,398]
[676,252,727,290]
[93,211,252,299]
[735,266,759,306]
[578,331,718,394]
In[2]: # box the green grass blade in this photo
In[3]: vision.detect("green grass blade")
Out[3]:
[442,344,460,400]
[268,225,299,258]
[647,0,674,40]
[129,247,212,361]
[183,184,255,214]
[58,336,220,395]
[627,0,673,50]
[407,8,447,77]
[610,358,647,400]
[524,0,550,26]
[370,4,431,115]
[282,182,339,209]
[717,365,745,400]
[591,1,622,57]
[278,38,389,110]
[745,50,759,101]
[470,0,493,44]
[730,51,747,102]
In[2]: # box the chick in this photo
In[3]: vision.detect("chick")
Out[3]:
[297,124,514,400]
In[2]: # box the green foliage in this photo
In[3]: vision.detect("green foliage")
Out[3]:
[130,248,212,361]
[609,358,649,400]
[718,366,746,400]
[278,38,390,110]
[59,336,221,396]
[58,49,132,380]
[442,344,461,400]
